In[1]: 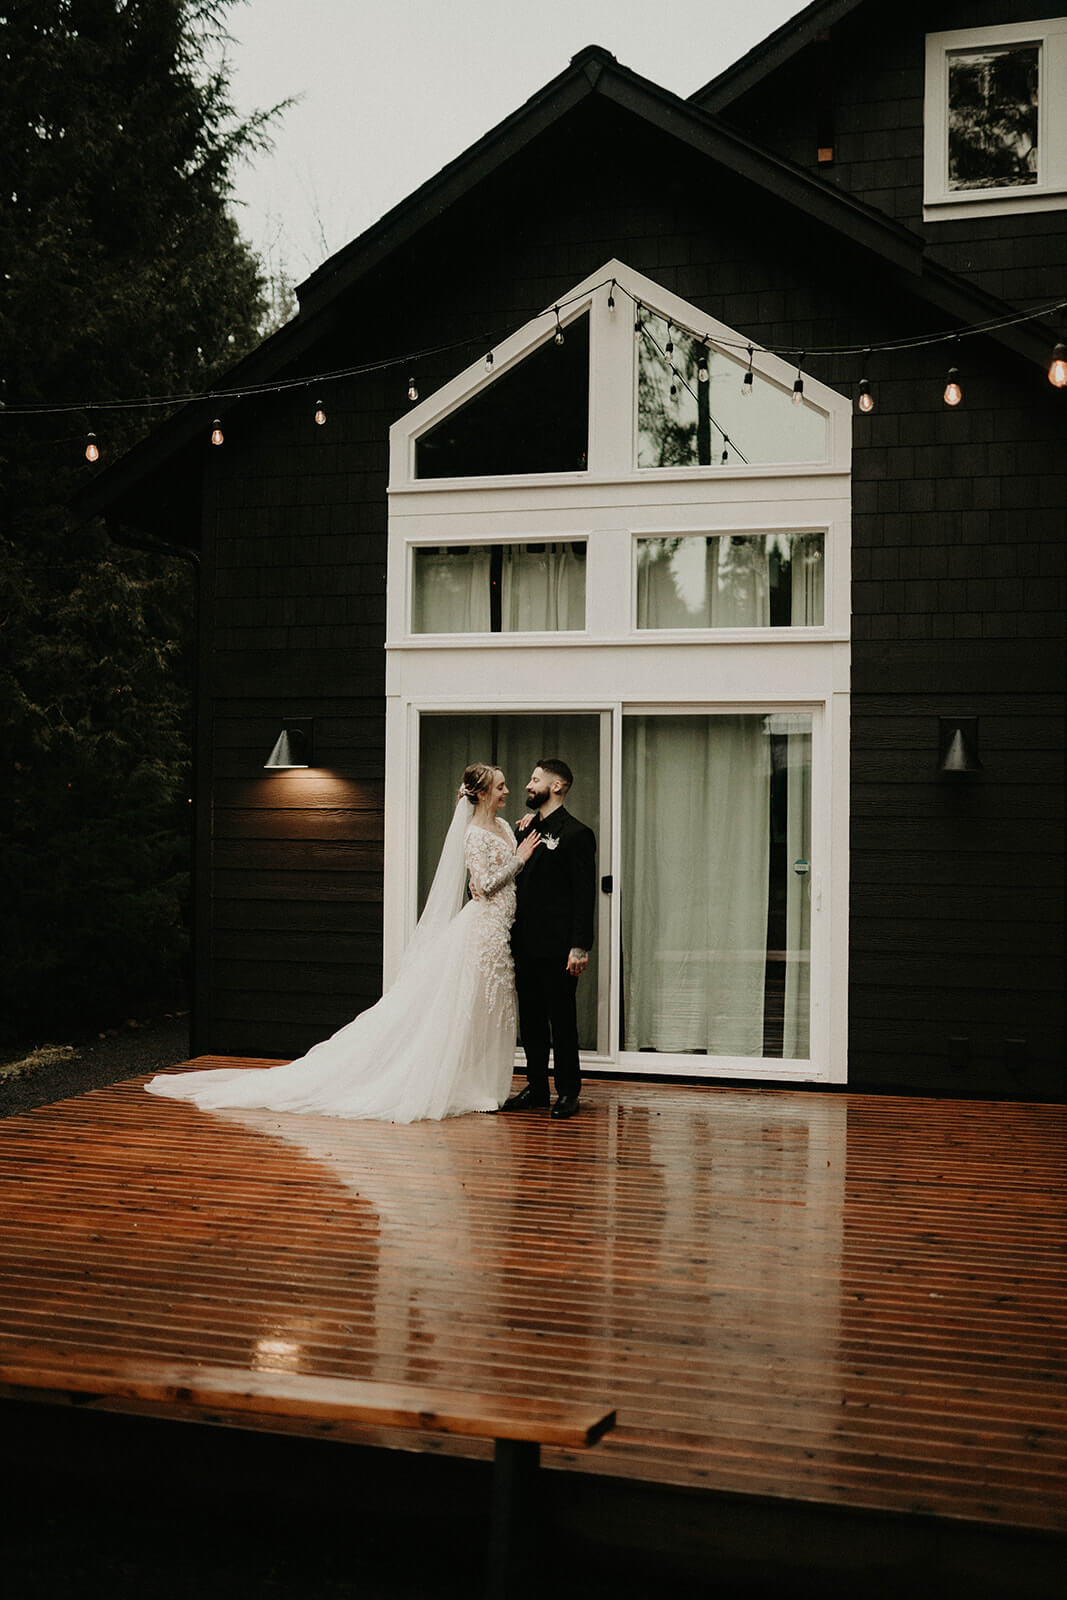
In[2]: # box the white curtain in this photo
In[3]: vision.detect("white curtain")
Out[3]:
[500,544,585,631]
[413,544,585,633]
[637,533,824,629]
[791,532,825,626]
[412,548,492,633]
[418,712,600,1050]
[622,715,770,1057]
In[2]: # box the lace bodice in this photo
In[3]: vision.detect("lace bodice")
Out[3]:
[465,823,520,1021]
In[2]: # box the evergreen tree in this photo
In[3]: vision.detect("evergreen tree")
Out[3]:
[0,0,282,1042]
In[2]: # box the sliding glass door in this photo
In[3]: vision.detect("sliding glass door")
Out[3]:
[418,712,605,1052]
[620,712,812,1063]
[415,706,813,1071]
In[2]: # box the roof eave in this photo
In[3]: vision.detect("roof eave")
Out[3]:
[689,0,866,113]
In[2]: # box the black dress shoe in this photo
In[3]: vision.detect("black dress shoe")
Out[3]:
[502,1085,550,1112]
[551,1094,580,1120]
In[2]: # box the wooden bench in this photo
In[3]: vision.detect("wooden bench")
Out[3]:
[0,1351,615,1597]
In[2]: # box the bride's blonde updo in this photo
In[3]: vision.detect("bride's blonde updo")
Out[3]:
[459,762,496,805]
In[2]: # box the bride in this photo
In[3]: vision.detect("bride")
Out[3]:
[145,764,540,1122]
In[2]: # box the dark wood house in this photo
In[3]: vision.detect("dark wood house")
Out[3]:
[81,0,1065,1097]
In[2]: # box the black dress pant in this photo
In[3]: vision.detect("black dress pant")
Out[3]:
[514,948,581,1098]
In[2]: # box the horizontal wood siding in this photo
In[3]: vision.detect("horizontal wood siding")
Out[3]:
[196,91,1063,1091]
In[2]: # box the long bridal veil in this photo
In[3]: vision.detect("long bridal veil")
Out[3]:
[395,797,468,977]
[145,798,517,1122]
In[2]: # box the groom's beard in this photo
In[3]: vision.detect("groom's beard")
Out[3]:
[525,788,550,810]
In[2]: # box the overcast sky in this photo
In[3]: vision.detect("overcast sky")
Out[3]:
[224,0,807,284]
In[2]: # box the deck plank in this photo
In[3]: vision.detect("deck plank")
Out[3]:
[0,1063,1064,1531]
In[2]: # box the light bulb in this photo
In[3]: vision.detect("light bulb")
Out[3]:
[857,378,874,413]
[665,324,674,358]
[698,347,709,383]
[1048,343,1067,387]
[721,443,729,464]
[484,351,494,372]
[314,398,326,426]
[407,376,418,402]
[554,326,565,347]
[741,368,753,397]
[84,432,99,462]
[607,281,616,311]
[792,373,804,405]
[210,418,224,445]
[943,367,962,407]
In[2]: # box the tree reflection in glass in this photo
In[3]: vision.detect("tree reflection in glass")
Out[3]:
[948,44,1038,190]
[637,319,828,468]
[636,533,824,629]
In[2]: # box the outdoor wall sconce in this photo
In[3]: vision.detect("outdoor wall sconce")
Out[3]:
[938,717,982,776]
[264,721,314,770]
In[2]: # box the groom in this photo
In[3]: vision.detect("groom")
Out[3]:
[503,759,596,1120]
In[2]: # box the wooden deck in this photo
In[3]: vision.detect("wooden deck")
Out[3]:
[1,1061,1064,1548]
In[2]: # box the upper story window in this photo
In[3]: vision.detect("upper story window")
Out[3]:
[387,260,851,646]
[636,532,824,630]
[924,18,1067,221]
[637,322,827,468]
[415,314,589,479]
[412,541,586,634]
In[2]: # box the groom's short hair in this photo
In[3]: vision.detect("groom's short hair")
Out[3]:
[539,758,573,793]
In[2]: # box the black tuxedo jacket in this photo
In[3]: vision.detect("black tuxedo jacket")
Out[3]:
[512,807,596,958]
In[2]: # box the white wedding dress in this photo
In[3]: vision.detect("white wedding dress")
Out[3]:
[145,806,522,1123]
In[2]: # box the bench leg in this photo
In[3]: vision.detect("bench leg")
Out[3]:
[485,1438,540,1598]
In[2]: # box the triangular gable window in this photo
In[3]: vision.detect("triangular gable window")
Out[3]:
[637,318,827,468]
[415,312,589,479]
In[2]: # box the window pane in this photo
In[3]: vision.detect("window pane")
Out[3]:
[416,314,589,478]
[412,543,586,633]
[418,712,601,1049]
[621,713,811,1059]
[636,533,824,628]
[948,44,1038,190]
[637,320,827,467]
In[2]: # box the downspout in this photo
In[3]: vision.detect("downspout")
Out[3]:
[104,517,204,1058]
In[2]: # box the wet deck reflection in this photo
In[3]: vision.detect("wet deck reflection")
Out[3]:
[0,1064,1063,1531]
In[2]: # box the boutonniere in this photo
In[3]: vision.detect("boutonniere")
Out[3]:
[543,835,559,851]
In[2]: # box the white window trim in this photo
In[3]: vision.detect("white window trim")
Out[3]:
[384,261,852,1085]
[924,17,1067,222]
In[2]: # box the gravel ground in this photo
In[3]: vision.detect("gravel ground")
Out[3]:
[0,1011,192,1118]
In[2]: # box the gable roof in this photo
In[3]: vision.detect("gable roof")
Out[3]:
[689,0,866,113]
[76,38,1057,534]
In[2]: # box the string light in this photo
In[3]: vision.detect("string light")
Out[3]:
[84,431,99,462]
[742,346,754,397]
[484,350,494,372]
[792,356,805,406]
[313,398,327,426]
[407,375,418,402]
[1049,342,1067,386]
[857,351,874,413]
[721,437,730,464]
[3,277,1064,426]
[553,307,565,346]
[607,279,616,311]
[210,418,224,445]
[665,322,674,359]
[943,367,962,406]
[697,345,709,383]
[634,300,644,340]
